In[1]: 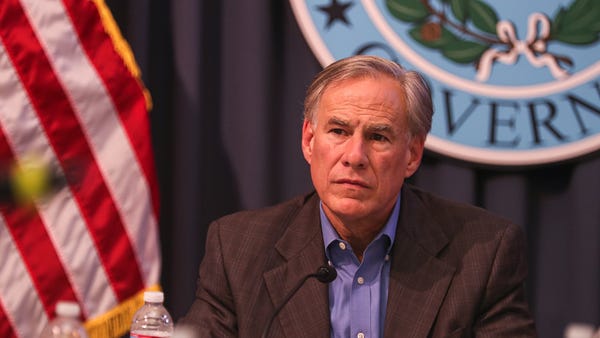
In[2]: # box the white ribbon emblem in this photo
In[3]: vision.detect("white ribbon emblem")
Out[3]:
[476,12,569,82]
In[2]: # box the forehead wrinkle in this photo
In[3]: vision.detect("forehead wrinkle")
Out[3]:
[327,102,399,122]
[320,83,406,130]
[340,98,397,114]
[326,114,398,135]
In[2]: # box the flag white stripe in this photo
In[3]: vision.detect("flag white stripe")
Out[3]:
[0,217,48,338]
[21,0,160,290]
[42,189,119,318]
[0,38,119,318]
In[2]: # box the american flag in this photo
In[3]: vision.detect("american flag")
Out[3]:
[0,0,161,337]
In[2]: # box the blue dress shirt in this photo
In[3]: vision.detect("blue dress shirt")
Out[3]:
[320,196,400,338]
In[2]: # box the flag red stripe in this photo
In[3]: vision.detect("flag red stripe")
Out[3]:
[63,0,160,215]
[0,298,17,337]
[0,126,78,319]
[0,0,144,302]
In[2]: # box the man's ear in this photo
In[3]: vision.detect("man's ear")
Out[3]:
[301,119,314,164]
[405,136,425,178]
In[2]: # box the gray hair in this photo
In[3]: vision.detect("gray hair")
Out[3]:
[303,55,433,139]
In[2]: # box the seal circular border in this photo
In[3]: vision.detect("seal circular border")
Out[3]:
[290,0,600,166]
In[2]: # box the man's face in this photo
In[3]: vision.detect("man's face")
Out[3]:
[302,76,424,226]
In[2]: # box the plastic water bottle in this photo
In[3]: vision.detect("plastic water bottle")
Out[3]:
[40,301,88,338]
[130,291,174,338]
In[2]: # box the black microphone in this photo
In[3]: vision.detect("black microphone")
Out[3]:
[261,265,337,338]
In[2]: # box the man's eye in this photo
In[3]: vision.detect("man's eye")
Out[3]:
[330,128,345,135]
[371,134,387,142]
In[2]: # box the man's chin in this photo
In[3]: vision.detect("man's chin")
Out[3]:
[325,197,370,218]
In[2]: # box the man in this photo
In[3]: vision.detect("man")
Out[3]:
[181,55,537,337]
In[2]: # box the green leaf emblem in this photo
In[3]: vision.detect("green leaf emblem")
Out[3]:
[385,0,598,80]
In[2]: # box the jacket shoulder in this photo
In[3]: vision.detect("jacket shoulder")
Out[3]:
[406,184,515,231]
[210,192,319,242]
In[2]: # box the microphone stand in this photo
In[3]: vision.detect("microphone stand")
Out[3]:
[260,265,336,338]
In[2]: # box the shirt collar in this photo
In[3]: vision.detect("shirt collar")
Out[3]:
[320,194,401,259]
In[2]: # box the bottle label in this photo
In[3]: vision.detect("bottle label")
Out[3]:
[130,332,170,338]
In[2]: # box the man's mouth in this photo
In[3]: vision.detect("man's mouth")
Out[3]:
[335,178,369,188]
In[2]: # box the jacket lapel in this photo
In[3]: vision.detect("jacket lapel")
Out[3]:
[263,194,331,338]
[384,186,456,337]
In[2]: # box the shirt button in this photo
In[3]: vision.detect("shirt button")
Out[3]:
[357,332,365,338]
[338,242,347,250]
[385,254,390,261]
[357,277,365,285]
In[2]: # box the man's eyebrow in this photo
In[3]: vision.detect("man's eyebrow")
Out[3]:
[326,116,350,127]
[366,123,393,133]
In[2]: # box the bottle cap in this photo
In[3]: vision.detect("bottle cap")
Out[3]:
[56,301,81,318]
[144,291,164,303]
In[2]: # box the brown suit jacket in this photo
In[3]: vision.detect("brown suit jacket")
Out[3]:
[181,185,537,337]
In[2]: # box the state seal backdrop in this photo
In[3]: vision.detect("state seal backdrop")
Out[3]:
[290,0,600,167]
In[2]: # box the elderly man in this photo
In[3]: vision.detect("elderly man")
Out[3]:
[181,55,537,337]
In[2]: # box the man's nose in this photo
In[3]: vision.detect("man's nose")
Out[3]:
[341,134,367,169]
